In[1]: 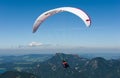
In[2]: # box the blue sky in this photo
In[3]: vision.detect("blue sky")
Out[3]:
[0,0,120,54]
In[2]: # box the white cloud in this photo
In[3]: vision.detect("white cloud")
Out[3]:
[28,42,43,47]
[18,42,43,48]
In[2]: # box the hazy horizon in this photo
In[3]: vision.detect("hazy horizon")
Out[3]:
[0,47,120,55]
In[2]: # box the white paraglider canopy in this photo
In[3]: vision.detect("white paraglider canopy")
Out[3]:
[33,7,91,33]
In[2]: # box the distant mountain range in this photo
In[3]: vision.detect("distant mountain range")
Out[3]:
[0,53,120,78]
[0,54,53,63]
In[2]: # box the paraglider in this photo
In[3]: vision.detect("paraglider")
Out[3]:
[32,7,91,33]
[32,7,91,68]
[62,60,70,68]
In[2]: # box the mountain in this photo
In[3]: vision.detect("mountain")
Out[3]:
[25,53,120,78]
[0,53,120,78]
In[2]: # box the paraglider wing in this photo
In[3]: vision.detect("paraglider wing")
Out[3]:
[33,7,91,33]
